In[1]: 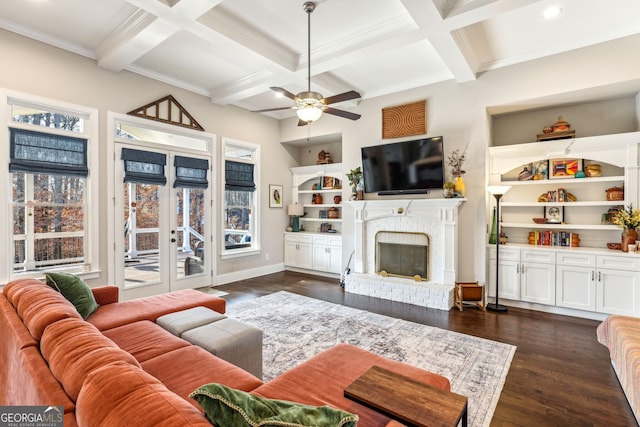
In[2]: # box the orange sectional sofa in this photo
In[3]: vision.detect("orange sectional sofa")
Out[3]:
[1,278,451,426]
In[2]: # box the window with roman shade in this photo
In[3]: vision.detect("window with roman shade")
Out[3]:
[9,128,88,177]
[174,156,209,189]
[222,139,259,255]
[121,147,167,185]
[225,160,255,192]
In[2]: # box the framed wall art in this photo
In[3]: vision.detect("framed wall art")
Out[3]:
[550,158,582,179]
[532,160,549,180]
[269,184,283,208]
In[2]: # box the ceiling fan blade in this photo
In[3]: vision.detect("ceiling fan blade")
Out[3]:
[251,106,297,113]
[297,120,309,127]
[322,90,361,105]
[270,87,300,102]
[323,107,361,121]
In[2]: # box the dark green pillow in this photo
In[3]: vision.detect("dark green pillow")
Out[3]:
[189,383,358,427]
[45,272,99,320]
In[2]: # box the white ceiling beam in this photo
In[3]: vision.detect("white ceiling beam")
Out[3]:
[400,0,477,82]
[209,70,276,105]
[442,0,546,30]
[96,0,223,71]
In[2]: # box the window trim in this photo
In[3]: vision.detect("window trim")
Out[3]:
[221,137,260,258]
[1,89,100,283]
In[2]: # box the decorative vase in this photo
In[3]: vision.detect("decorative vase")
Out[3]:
[489,207,497,244]
[622,228,638,252]
[356,181,364,200]
[454,176,466,197]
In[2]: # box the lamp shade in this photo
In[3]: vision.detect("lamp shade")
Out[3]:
[487,185,512,196]
[288,203,304,217]
[296,105,323,122]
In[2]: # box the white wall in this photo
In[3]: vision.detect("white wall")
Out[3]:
[280,34,640,284]
[2,27,640,288]
[0,29,293,285]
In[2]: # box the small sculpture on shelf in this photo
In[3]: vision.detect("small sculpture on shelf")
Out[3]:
[316,150,332,164]
[536,116,576,141]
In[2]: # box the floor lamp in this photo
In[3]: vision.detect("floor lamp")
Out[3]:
[487,185,511,312]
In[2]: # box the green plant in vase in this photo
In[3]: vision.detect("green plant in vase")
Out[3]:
[611,204,640,252]
[346,167,362,200]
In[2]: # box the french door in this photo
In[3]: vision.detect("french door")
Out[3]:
[114,143,212,299]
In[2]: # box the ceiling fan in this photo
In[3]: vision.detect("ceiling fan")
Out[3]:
[252,1,361,126]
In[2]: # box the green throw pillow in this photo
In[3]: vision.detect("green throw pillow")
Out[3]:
[45,272,99,320]
[190,383,358,427]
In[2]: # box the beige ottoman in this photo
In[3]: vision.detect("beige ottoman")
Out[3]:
[182,318,263,379]
[156,306,226,337]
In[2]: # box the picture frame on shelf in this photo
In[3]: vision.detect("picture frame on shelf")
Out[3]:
[533,160,549,180]
[269,184,283,208]
[322,176,334,189]
[550,158,582,179]
[545,206,563,223]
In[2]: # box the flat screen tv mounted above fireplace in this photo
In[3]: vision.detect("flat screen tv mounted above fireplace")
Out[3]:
[361,136,444,195]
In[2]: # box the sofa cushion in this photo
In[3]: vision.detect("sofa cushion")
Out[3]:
[41,317,140,401]
[142,346,263,407]
[2,345,76,413]
[45,272,99,319]
[76,361,211,427]
[102,320,191,363]
[5,278,82,340]
[253,343,450,427]
[87,289,226,331]
[190,382,358,427]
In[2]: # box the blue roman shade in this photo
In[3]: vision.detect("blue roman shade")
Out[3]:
[9,128,88,177]
[225,160,255,192]
[174,155,209,189]
[121,148,167,185]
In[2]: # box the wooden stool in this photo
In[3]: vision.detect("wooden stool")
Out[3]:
[454,281,486,311]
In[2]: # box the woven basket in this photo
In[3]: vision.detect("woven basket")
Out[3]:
[606,187,624,201]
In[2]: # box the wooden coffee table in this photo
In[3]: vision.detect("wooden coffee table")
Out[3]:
[344,365,468,427]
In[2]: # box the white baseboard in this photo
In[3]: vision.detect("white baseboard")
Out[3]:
[215,262,285,286]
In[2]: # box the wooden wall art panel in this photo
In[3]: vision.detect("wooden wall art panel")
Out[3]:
[382,100,427,139]
[128,95,204,131]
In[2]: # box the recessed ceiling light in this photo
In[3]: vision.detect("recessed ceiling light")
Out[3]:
[544,6,563,19]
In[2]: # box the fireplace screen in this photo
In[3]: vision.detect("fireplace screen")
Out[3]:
[375,231,429,281]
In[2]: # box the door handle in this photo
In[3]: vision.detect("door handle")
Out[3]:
[591,270,595,281]
[170,238,176,243]
[598,271,602,282]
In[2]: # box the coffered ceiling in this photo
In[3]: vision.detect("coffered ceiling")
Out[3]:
[1,0,639,119]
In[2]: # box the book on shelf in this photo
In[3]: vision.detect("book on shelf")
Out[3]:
[528,230,580,247]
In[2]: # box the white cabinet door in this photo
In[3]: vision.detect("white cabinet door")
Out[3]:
[488,259,521,300]
[284,241,299,266]
[284,234,313,269]
[328,244,342,274]
[312,236,342,273]
[556,253,596,311]
[488,247,520,300]
[596,268,640,315]
[520,262,555,305]
[312,245,330,271]
[297,241,313,269]
[556,265,596,311]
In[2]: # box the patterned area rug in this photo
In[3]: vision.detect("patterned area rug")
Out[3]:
[226,291,516,427]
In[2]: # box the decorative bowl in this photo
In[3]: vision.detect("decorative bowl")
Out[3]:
[607,242,622,250]
[532,218,548,224]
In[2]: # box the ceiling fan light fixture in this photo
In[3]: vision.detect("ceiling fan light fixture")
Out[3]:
[297,105,323,122]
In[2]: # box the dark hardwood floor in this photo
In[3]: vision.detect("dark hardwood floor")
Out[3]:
[216,271,636,427]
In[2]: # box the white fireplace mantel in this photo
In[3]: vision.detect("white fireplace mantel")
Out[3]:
[344,198,466,310]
